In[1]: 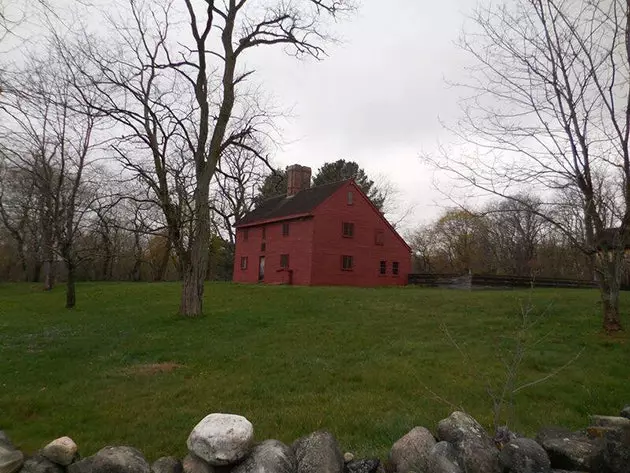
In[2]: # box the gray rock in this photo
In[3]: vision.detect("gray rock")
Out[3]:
[0,433,14,450]
[436,412,500,473]
[494,426,520,448]
[436,412,494,448]
[187,414,254,466]
[389,427,436,473]
[344,459,379,473]
[0,445,23,473]
[343,454,354,464]
[426,442,462,473]
[182,454,214,473]
[152,457,183,473]
[550,470,588,473]
[20,455,64,473]
[536,427,604,472]
[292,431,344,473]
[68,446,150,473]
[42,436,78,466]
[232,440,296,473]
[602,438,630,473]
[589,416,630,430]
[499,438,551,473]
[621,406,630,420]
[455,437,500,473]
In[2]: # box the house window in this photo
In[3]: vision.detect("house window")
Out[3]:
[342,222,354,238]
[392,261,399,276]
[379,260,387,275]
[375,230,384,245]
[262,226,266,240]
[282,222,290,236]
[261,242,266,252]
[341,255,353,271]
[243,229,249,241]
[347,191,353,205]
[280,254,289,268]
[240,256,248,270]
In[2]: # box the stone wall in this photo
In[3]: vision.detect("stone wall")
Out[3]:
[2,408,630,473]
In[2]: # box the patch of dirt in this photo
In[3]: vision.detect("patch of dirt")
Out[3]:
[121,362,185,376]
[596,331,629,344]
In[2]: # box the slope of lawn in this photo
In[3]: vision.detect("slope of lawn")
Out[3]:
[0,282,628,460]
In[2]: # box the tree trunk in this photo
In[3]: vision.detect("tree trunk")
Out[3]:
[179,186,210,317]
[32,260,42,283]
[16,241,29,282]
[42,227,55,290]
[180,260,205,316]
[595,251,624,333]
[131,231,142,281]
[102,238,113,280]
[154,241,171,281]
[43,259,55,291]
[66,260,76,309]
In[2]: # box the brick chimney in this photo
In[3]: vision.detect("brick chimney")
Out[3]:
[286,164,312,196]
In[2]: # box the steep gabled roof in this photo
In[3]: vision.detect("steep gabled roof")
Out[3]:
[235,180,348,227]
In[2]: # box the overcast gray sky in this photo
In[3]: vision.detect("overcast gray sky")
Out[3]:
[250,0,475,230]
[5,0,475,232]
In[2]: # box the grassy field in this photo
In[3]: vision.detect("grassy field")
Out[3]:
[0,283,628,461]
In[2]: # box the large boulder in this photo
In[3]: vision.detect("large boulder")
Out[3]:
[68,446,150,473]
[602,441,630,473]
[436,412,500,473]
[536,427,605,472]
[389,427,436,473]
[152,457,183,473]
[456,437,500,473]
[499,438,551,473]
[42,436,78,466]
[292,431,344,473]
[0,434,23,473]
[187,414,254,466]
[20,456,64,473]
[586,415,630,473]
[182,454,213,473]
[589,416,630,430]
[0,449,23,473]
[436,412,494,447]
[344,459,380,473]
[426,442,462,473]
[232,440,296,473]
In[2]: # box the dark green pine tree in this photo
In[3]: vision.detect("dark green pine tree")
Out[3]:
[313,159,385,210]
[253,169,287,207]
[253,160,386,211]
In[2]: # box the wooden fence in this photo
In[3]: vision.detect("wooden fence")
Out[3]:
[407,272,599,290]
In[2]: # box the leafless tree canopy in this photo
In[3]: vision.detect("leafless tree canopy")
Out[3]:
[0,44,101,306]
[429,0,630,332]
[41,0,355,315]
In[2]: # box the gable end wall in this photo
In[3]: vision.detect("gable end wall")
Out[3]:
[310,181,411,286]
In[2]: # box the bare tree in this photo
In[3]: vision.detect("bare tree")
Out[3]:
[483,195,546,276]
[211,146,268,245]
[0,44,100,307]
[62,0,354,316]
[430,0,630,332]
[0,160,40,280]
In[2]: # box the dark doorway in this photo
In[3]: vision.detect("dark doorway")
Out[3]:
[258,256,265,282]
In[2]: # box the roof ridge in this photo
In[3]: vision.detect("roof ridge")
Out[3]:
[235,180,348,228]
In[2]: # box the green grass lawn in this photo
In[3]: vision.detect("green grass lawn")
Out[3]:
[0,283,628,461]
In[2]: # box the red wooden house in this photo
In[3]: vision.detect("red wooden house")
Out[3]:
[233,164,412,286]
